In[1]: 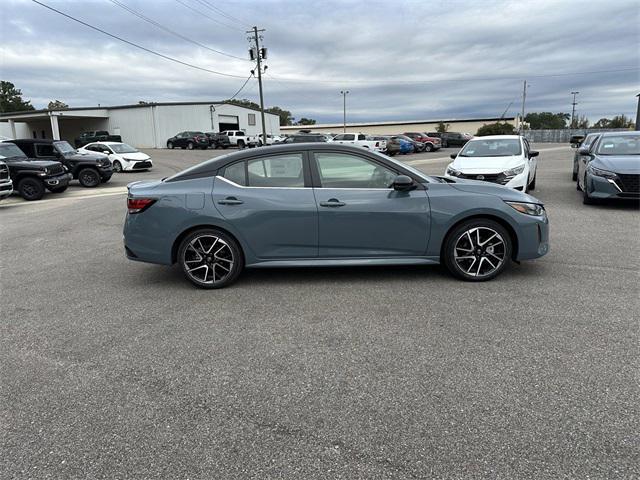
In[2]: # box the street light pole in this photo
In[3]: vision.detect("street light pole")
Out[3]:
[340,90,349,133]
[570,91,579,130]
[635,93,640,131]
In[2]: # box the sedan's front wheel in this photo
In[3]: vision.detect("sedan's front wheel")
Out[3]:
[178,228,244,288]
[443,219,512,281]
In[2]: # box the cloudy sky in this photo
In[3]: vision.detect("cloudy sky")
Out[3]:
[1,0,639,124]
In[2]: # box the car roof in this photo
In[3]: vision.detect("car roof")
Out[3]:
[166,143,421,182]
[468,135,521,140]
[600,131,639,137]
[90,141,123,145]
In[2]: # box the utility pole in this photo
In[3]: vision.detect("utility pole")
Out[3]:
[635,93,640,131]
[340,90,349,132]
[570,91,579,130]
[519,80,527,133]
[247,26,267,144]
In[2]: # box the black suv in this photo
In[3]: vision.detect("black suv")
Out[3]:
[10,139,113,188]
[428,132,472,148]
[0,142,71,200]
[166,132,209,150]
[205,132,231,149]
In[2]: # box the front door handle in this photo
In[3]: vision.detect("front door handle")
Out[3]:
[218,197,244,205]
[319,198,346,207]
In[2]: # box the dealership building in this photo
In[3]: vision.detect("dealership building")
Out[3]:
[0,101,281,148]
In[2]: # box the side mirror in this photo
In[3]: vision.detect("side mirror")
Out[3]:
[103,150,110,154]
[450,153,458,160]
[578,147,591,156]
[529,151,539,158]
[392,175,414,191]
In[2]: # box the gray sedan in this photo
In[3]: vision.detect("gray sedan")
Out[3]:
[123,144,550,288]
[577,131,640,204]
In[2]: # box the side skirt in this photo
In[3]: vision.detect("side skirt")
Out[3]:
[246,257,441,268]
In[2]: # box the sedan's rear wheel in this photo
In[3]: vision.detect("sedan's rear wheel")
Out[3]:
[178,229,243,288]
[443,219,511,281]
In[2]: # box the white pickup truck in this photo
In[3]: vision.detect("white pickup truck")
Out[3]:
[330,132,387,152]
[220,130,258,149]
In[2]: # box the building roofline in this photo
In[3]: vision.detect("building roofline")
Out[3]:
[0,101,277,118]
[281,117,516,130]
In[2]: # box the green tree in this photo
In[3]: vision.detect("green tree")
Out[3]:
[609,114,635,128]
[572,114,589,129]
[0,81,35,113]
[266,106,294,126]
[225,98,260,110]
[296,117,316,125]
[524,112,570,129]
[476,122,516,136]
[592,118,611,128]
[48,99,68,110]
[436,122,449,133]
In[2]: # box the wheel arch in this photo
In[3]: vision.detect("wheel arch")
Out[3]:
[440,213,519,261]
[171,223,246,265]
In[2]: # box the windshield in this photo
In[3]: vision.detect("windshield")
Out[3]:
[0,143,27,159]
[110,143,138,154]
[459,138,521,157]
[596,134,640,155]
[54,141,76,154]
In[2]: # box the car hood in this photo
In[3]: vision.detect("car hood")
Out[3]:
[68,152,106,161]
[452,155,524,172]
[122,152,150,161]
[8,158,62,168]
[592,155,640,174]
[443,177,542,203]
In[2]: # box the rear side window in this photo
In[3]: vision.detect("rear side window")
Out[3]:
[221,161,246,186]
[35,144,55,156]
[247,154,304,187]
[343,134,355,141]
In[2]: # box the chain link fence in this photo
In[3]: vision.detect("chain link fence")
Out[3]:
[522,128,630,143]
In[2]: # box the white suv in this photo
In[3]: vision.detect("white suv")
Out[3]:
[444,135,539,192]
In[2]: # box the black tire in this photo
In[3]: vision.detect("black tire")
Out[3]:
[78,168,101,188]
[222,145,229,149]
[167,141,174,149]
[187,142,194,150]
[113,161,123,173]
[48,185,68,193]
[529,173,536,191]
[424,143,433,152]
[18,177,45,201]
[442,218,512,282]
[237,140,245,149]
[178,228,244,289]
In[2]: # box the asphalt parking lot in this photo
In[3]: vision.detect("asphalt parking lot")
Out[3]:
[1,144,638,479]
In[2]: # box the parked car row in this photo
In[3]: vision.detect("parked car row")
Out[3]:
[0,139,151,201]
[166,130,282,150]
[570,131,639,204]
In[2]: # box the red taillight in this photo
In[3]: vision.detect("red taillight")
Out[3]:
[127,197,156,214]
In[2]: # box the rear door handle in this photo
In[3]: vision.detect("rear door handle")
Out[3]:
[218,197,244,205]
[319,199,346,207]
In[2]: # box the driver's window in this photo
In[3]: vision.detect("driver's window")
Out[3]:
[315,153,397,189]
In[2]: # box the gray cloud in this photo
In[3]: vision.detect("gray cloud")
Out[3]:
[1,0,638,123]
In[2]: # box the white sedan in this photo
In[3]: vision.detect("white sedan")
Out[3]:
[79,142,152,172]
[444,135,538,192]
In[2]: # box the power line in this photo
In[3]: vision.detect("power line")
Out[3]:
[32,0,247,79]
[191,0,251,28]
[108,0,248,61]
[227,73,255,101]
[267,66,640,85]
[174,0,244,33]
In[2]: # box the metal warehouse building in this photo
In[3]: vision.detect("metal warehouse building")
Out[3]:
[0,101,281,148]
[281,117,518,136]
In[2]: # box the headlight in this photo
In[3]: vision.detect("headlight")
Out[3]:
[39,168,49,176]
[446,165,461,177]
[587,165,617,179]
[503,164,525,177]
[505,201,545,216]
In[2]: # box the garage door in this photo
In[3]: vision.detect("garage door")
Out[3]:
[218,115,239,132]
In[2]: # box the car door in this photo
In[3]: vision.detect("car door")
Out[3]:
[213,152,319,259]
[310,150,430,257]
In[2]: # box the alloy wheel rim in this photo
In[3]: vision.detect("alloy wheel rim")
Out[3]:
[114,162,122,172]
[82,172,97,185]
[454,227,505,277]
[183,235,234,285]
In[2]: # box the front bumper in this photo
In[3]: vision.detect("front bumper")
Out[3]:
[445,168,529,191]
[0,180,13,199]
[585,172,640,200]
[516,211,550,260]
[99,165,114,180]
[45,173,72,187]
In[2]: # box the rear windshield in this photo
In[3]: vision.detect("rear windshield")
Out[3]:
[596,134,640,155]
